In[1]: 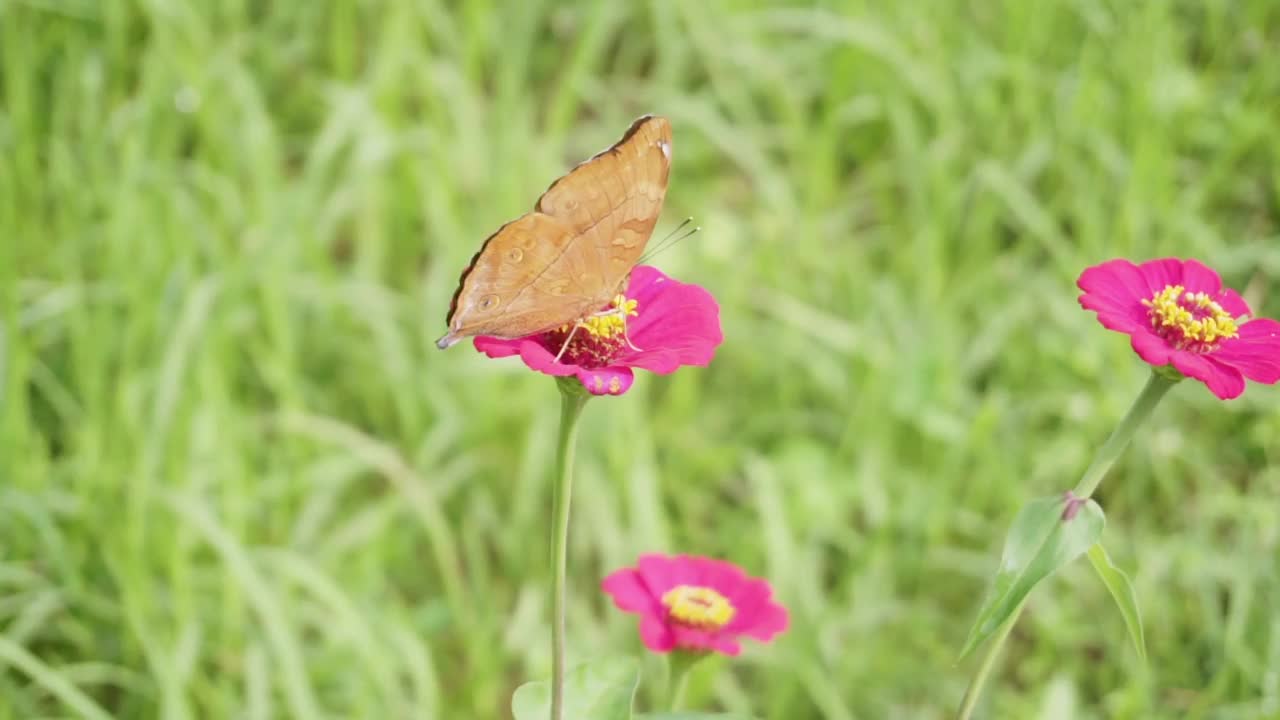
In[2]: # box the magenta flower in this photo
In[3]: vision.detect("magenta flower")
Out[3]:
[473,266,722,396]
[1078,258,1280,399]
[601,554,788,656]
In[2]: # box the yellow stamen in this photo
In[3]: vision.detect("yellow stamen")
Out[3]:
[661,585,736,630]
[556,294,639,339]
[1141,284,1239,348]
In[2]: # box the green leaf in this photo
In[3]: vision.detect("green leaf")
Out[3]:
[959,494,1106,659]
[512,656,640,720]
[1087,543,1146,662]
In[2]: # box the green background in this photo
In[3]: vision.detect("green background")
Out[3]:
[4,1,1279,718]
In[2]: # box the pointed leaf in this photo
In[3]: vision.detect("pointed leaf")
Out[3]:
[960,494,1105,658]
[512,656,640,720]
[1087,543,1146,662]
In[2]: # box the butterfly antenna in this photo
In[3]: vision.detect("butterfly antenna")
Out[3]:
[666,216,694,238]
[638,217,701,264]
[648,223,700,260]
[640,216,692,260]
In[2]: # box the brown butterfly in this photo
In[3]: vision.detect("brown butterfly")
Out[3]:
[436,115,673,349]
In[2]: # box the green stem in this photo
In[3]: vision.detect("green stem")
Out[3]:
[956,370,1177,719]
[1072,372,1177,498]
[550,385,589,720]
[668,652,703,711]
[955,600,1024,720]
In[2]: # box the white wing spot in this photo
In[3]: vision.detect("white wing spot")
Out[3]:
[658,140,671,159]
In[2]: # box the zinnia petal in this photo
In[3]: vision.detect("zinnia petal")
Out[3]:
[1170,351,1246,400]
[638,614,676,653]
[575,367,634,396]
[1093,310,1146,335]
[621,281,722,373]
[691,556,746,590]
[602,568,659,615]
[709,634,742,656]
[1213,319,1280,384]
[1077,259,1152,322]
[473,335,524,360]
[1178,258,1223,295]
[1138,258,1185,295]
[473,336,576,377]
[516,341,579,377]
[1129,330,1173,366]
[722,579,776,631]
[636,554,684,594]
[670,626,727,654]
[740,601,789,642]
[1216,288,1252,319]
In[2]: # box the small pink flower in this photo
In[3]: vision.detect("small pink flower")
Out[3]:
[1078,257,1280,399]
[601,554,788,656]
[473,266,722,396]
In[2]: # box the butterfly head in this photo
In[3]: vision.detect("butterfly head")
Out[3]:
[437,290,503,349]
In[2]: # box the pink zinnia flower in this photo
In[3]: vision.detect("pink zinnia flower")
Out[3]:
[601,554,788,656]
[473,266,722,396]
[1077,258,1280,399]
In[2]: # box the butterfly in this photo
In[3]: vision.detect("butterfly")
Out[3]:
[437,115,673,350]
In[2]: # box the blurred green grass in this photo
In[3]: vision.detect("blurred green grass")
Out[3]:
[3,0,1280,718]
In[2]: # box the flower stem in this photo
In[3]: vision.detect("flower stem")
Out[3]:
[550,384,589,720]
[956,370,1176,719]
[955,599,1025,720]
[1071,371,1177,498]
[668,652,703,711]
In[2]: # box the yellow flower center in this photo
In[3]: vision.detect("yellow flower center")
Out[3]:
[542,295,639,368]
[558,294,638,339]
[661,585,736,630]
[1142,284,1239,351]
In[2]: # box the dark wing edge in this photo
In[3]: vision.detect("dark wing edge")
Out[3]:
[534,114,667,213]
[443,218,517,327]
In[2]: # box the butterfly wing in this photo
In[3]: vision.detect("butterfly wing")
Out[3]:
[439,212,588,346]
[438,115,673,349]
[536,114,672,287]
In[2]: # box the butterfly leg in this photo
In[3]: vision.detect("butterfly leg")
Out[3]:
[587,306,643,353]
[553,322,584,363]
[621,324,643,353]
